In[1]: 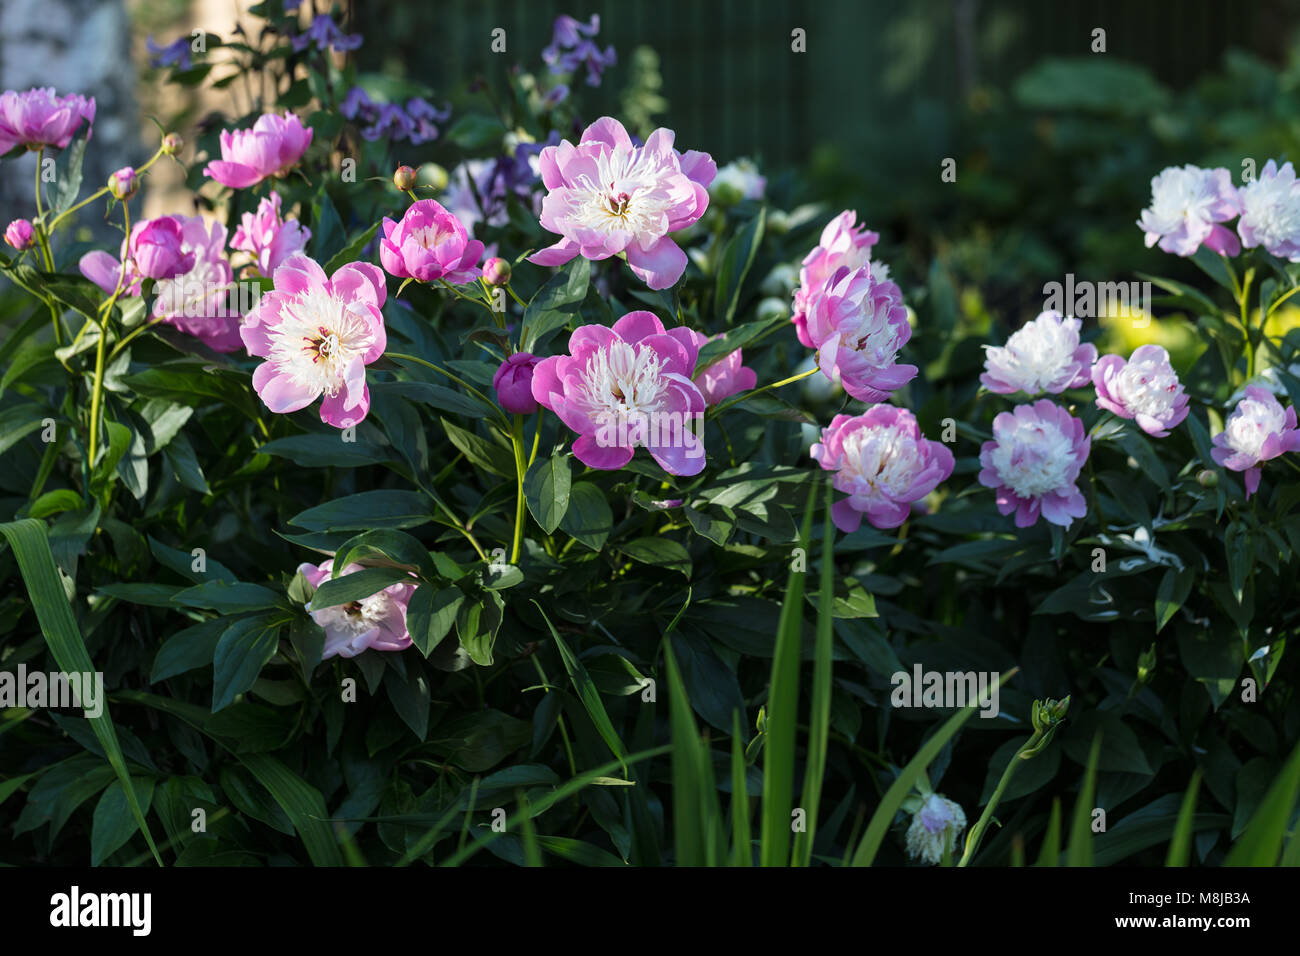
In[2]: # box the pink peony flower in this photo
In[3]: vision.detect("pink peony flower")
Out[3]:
[299,559,415,660]
[494,352,540,414]
[1237,160,1300,262]
[1137,164,1241,257]
[240,254,388,428]
[811,407,954,532]
[981,311,1096,396]
[1211,386,1300,498]
[204,112,313,189]
[231,192,312,275]
[152,216,242,352]
[530,310,707,475]
[379,198,483,284]
[978,400,1090,528]
[0,88,95,153]
[4,219,33,250]
[685,329,756,405]
[792,210,880,348]
[80,216,195,296]
[527,116,715,290]
[802,265,916,403]
[1091,344,1189,437]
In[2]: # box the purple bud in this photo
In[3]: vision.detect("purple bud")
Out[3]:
[5,219,34,251]
[483,256,511,286]
[494,352,540,414]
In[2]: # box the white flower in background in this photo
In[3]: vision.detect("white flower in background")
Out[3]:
[981,311,1097,395]
[1136,164,1241,257]
[906,793,967,865]
[1228,362,1300,404]
[1238,160,1300,261]
[710,157,766,205]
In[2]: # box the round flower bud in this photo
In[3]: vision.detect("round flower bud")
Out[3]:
[108,167,139,201]
[482,256,511,286]
[393,165,418,191]
[422,163,449,192]
[161,132,183,155]
[1196,469,1219,488]
[493,352,540,414]
[5,219,34,251]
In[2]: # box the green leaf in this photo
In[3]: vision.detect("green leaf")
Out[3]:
[173,580,281,613]
[310,567,412,609]
[1154,565,1194,633]
[310,189,346,263]
[151,617,229,682]
[1066,735,1102,867]
[1225,738,1300,866]
[522,257,590,351]
[1165,771,1202,867]
[91,778,155,865]
[618,537,691,578]
[559,482,613,551]
[0,519,162,865]
[715,207,766,325]
[288,490,431,532]
[440,418,516,478]
[445,113,506,150]
[259,433,395,468]
[407,586,464,656]
[323,222,381,275]
[212,616,282,712]
[524,453,572,534]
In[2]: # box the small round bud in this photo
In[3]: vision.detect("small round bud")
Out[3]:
[482,257,511,286]
[161,132,183,155]
[393,165,418,191]
[493,352,539,414]
[107,166,139,201]
[1196,469,1219,488]
[422,163,449,192]
[4,218,34,251]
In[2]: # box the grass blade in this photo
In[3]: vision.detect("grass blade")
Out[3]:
[1225,737,1300,866]
[1066,734,1102,867]
[730,710,752,866]
[0,518,162,866]
[1165,770,1202,867]
[1035,798,1062,867]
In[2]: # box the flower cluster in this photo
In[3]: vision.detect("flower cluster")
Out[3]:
[542,14,616,86]
[340,88,449,144]
[0,87,94,153]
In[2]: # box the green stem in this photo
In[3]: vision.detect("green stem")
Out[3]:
[510,413,526,564]
[957,728,1045,867]
[709,365,818,418]
[1241,268,1255,381]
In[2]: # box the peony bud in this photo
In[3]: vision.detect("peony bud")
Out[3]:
[482,256,511,286]
[161,132,183,155]
[1196,469,1219,488]
[393,164,418,191]
[107,166,139,201]
[422,163,449,192]
[493,352,540,414]
[4,218,34,251]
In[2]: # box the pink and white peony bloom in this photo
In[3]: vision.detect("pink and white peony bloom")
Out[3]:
[905,793,966,866]
[709,157,766,205]
[231,192,311,275]
[811,407,954,532]
[379,198,483,284]
[1136,164,1241,257]
[240,254,388,428]
[203,112,313,189]
[1211,386,1300,498]
[803,265,916,403]
[527,116,716,290]
[299,559,415,660]
[530,310,707,475]
[151,215,242,353]
[1237,160,1300,262]
[981,311,1096,396]
[978,399,1091,528]
[685,329,756,406]
[791,210,880,348]
[0,88,94,153]
[1091,344,1189,437]
[80,215,196,295]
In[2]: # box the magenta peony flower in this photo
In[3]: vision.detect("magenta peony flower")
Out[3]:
[4,218,33,250]
[152,216,241,353]
[978,400,1090,528]
[1211,386,1300,498]
[792,210,880,348]
[379,199,483,284]
[981,311,1096,396]
[1137,164,1241,257]
[0,88,95,153]
[80,216,195,296]
[204,112,313,189]
[802,265,916,403]
[685,329,756,406]
[240,254,388,428]
[811,407,954,532]
[528,116,715,290]
[299,559,415,660]
[1092,345,1189,437]
[231,192,312,276]
[1237,160,1300,262]
[531,310,706,475]
[494,352,540,414]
